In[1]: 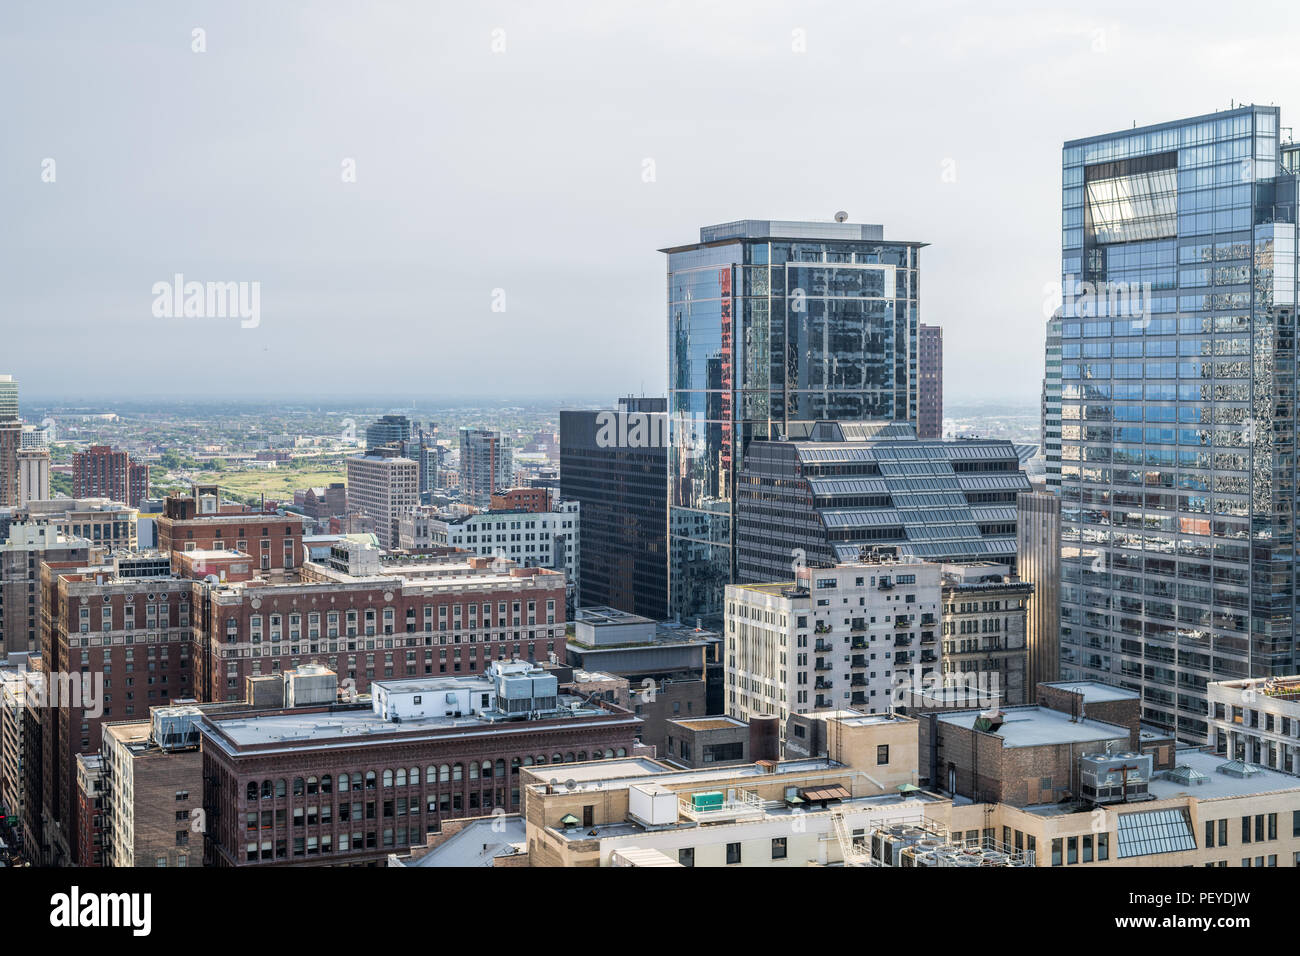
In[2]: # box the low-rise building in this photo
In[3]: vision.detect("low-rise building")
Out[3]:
[1208,676,1300,773]
[198,661,642,867]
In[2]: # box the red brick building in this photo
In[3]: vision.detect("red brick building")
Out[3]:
[72,445,150,508]
[490,487,552,513]
[199,665,640,867]
[157,487,306,573]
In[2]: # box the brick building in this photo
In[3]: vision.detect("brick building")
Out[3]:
[157,486,306,573]
[199,662,641,866]
[72,445,150,508]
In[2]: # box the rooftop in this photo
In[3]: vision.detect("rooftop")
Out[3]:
[937,706,1129,748]
[395,815,527,868]
[1040,681,1141,704]
[668,716,748,732]
[1148,749,1300,801]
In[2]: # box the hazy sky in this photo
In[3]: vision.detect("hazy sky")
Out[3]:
[5,0,1299,405]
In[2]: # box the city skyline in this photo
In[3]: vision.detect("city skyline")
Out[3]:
[8,1,1300,403]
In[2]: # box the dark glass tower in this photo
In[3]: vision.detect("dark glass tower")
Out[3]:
[663,219,925,624]
[1057,105,1300,743]
[560,397,668,620]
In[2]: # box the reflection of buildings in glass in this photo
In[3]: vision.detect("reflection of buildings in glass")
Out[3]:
[663,219,926,624]
[1055,105,1300,746]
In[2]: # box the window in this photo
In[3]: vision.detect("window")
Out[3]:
[1051,838,1063,866]
[876,744,889,766]
[771,837,787,860]
[1067,836,1078,865]
[1082,834,1093,863]
[726,842,741,865]
[1242,816,1252,844]
[1205,820,1215,848]
[678,847,694,867]
[1097,833,1109,861]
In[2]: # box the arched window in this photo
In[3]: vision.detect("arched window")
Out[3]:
[552,753,563,764]
[564,752,575,763]
[382,770,393,788]
[261,780,272,799]
[321,776,333,795]
[615,748,627,758]
[495,759,506,778]
[306,776,318,795]
[353,774,364,792]
[394,769,405,787]
[338,774,350,792]
[469,762,479,780]
[452,763,463,782]
[365,771,377,789]
[276,779,287,798]
[293,777,305,796]
[603,748,614,759]
[409,766,418,785]
[439,764,450,783]
[246,782,258,801]
[535,755,546,765]
[511,757,522,773]
[522,756,533,766]
[425,766,436,785]
[577,752,587,762]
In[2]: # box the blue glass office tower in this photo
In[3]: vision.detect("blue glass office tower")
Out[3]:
[1057,106,1300,744]
[663,219,925,624]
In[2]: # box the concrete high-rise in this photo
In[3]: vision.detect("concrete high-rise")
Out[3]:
[1056,105,1300,743]
[365,414,412,451]
[344,450,418,550]
[664,218,925,624]
[0,375,16,422]
[917,323,943,439]
[458,427,512,509]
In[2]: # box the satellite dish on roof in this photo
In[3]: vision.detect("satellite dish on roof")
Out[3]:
[834,210,848,222]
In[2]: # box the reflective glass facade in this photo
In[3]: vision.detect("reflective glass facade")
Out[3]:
[665,220,923,623]
[1057,106,1300,743]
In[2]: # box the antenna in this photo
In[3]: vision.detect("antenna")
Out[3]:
[834,210,848,223]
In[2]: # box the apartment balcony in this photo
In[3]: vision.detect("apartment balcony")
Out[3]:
[878,577,895,590]
[850,675,868,688]
[814,659,833,672]
[814,622,832,635]
[850,692,868,707]
[895,652,912,665]
[815,695,833,708]
[815,640,834,653]
[851,655,868,669]
[851,637,868,650]
[894,617,911,630]
[920,651,938,664]
[850,618,867,632]
[894,634,912,647]
[815,677,834,690]
[920,613,937,627]
[920,632,937,645]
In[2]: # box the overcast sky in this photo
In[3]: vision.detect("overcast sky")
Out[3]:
[4,0,1299,405]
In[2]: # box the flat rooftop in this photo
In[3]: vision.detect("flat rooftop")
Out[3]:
[527,757,843,794]
[201,695,632,754]
[669,716,747,732]
[938,707,1129,748]
[1148,749,1300,801]
[1039,681,1140,704]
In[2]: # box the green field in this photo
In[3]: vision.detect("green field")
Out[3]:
[154,463,348,505]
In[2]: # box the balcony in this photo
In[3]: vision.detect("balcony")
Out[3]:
[850,675,868,688]
[920,632,937,645]
[815,677,834,690]
[895,652,912,665]
[814,659,833,672]
[815,640,834,653]
[878,577,895,590]
[851,655,868,668]
[894,617,911,630]
[920,651,938,664]
[920,613,937,627]
[894,635,912,647]
[850,618,867,632]
[816,695,833,708]
[851,637,868,650]
[850,692,867,707]
[814,622,832,635]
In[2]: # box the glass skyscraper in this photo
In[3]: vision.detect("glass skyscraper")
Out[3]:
[1057,106,1300,743]
[664,219,924,624]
